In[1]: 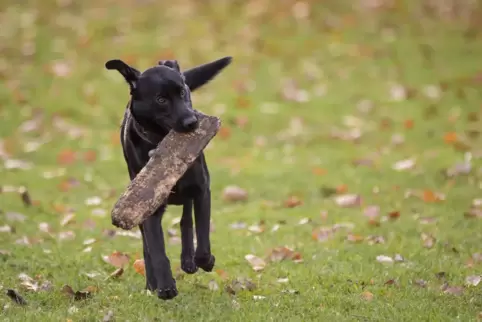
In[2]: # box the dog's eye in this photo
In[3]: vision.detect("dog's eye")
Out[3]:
[180,89,186,98]
[157,96,167,105]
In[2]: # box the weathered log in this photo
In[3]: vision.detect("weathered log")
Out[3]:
[111,112,221,230]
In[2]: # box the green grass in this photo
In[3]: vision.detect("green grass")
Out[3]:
[1,0,482,321]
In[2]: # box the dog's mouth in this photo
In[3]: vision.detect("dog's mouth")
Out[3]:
[174,115,199,133]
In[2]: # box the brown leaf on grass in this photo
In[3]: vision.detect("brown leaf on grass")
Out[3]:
[222,185,248,202]
[404,119,414,129]
[312,167,326,176]
[215,269,229,281]
[376,255,394,263]
[244,254,266,271]
[312,227,335,242]
[267,247,302,263]
[61,285,95,301]
[218,126,232,139]
[83,150,97,163]
[441,284,464,296]
[384,279,398,286]
[363,205,380,219]
[361,291,374,301]
[283,196,303,208]
[57,149,77,165]
[346,234,364,243]
[58,231,75,241]
[465,208,482,219]
[103,251,130,268]
[247,221,265,234]
[18,273,53,292]
[444,132,458,144]
[419,217,438,224]
[334,194,362,207]
[60,213,76,227]
[388,211,400,220]
[422,190,444,203]
[133,259,145,276]
[106,268,124,280]
[392,158,416,171]
[421,233,436,248]
[414,279,428,288]
[366,235,386,245]
[465,275,481,287]
[224,277,256,295]
[6,289,27,305]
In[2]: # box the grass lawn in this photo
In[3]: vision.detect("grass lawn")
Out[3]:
[1,0,482,321]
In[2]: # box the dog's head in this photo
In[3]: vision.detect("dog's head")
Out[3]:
[105,56,232,133]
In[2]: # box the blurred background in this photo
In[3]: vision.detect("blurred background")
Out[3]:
[1,0,482,320]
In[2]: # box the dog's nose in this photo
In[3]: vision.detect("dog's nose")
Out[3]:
[181,115,198,130]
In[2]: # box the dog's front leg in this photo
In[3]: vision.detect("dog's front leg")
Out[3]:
[142,205,178,300]
[180,199,198,274]
[193,189,215,272]
[139,224,157,291]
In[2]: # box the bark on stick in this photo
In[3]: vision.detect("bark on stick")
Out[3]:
[111,112,220,230]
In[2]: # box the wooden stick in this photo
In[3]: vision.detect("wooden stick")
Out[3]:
[111,112,221,230]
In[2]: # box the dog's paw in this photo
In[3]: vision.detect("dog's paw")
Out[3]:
[195,254,215,272]
[181,258,198,274]
[157,280,178,300]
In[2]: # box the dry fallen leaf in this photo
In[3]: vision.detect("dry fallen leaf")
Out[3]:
[346,234,364,243]
[334,194,362,207]
[388,211,400,220]
[224,277,256,295]
[60,213,76,226]
[283,196,303,208]
[223,185,248,202]
[376,255,394,264]
[442,284,464,296]
[245,254,266,271]
[421,233,436,248]
[133,259,145,276]
[465,275,481,287]
[267,246,302,263]
[414,279,428,288]
[392,158,416,171]
[103,251,130,268]
[361,291,374,301]
[61,284,95,300]
[248,221,265,234]
[363,205,380,219]
[106,268,124,280]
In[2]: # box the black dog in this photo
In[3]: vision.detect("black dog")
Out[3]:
[105,56,232,300]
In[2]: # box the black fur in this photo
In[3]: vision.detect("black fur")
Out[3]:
[106,56,232,300]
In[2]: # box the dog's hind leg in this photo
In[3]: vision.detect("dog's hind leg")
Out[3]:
[142,204,178,300]
[193,189,215,272]
[180,199,198,274]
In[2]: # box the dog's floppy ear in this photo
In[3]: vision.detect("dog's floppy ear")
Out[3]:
[105,59,141,95]
[158,59,181,72]
[182,56,232,91]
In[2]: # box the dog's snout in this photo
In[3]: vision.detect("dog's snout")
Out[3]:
[181,115,198,131]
